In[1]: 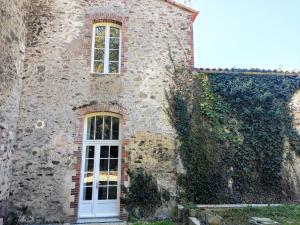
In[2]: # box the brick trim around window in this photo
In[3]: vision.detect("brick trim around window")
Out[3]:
[69,102,129,223]
[83,12,129,76]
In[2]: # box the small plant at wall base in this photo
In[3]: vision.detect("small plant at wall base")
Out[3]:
[122,169,169,220]
[5,206,32,225]
[166,66,300,204]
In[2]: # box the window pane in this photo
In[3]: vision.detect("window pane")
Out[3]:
[100,146,109,158]
[86,117,95,140]
[109,62,119,73]
[94,61,104,73]
[94,49,105,61]
[108,171,118,185]
[85,146,95,158]
[110,146,118,158]
[108,186,117,199]
[109,50,119,61]
[104,116,111,139]
[98,186,107,200]
[85,159,94,172]
[100,159,108,171]
[99,171,108,185]
[110,27,120,37]
[95,116,103,140]
[110,159,118,171]
[95,26,106,36]
[95,36,105,48]
[109,38,119,49]
[84,172,93,186]
[112,117,119,140]
[83,187,93,200]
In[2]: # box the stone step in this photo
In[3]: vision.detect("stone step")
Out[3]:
[74,217,125,225]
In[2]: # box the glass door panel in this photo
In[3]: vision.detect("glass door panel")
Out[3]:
[83,146,95,201]
[98,145,119,200]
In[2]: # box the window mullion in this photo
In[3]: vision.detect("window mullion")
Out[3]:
[104,26,110,74]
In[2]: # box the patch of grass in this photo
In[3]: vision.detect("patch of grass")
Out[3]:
[218,205,300,225]
[133,220,175,225]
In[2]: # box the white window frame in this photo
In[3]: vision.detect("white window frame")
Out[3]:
[91,23,122,74]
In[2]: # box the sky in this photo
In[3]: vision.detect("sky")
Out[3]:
[178,0,300,71]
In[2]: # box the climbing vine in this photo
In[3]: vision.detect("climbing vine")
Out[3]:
[167,66,300,204]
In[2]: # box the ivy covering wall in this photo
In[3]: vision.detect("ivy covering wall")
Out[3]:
[167,67,300,204]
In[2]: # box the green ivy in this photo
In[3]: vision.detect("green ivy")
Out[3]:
[167,68,300,204]
[210,74,300,201]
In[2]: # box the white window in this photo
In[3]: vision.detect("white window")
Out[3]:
[91,23,121,74]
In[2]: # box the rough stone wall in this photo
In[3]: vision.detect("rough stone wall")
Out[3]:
[0,0,28,217]
[126,132,177,194]
[283,90,300,201]
[10,0,193,222]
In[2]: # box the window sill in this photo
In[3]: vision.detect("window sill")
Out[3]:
[90,72,122,77]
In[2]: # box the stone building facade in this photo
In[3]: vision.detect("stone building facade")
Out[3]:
[0,0,198,223]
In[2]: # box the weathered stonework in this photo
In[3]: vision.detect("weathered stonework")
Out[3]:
[0,0,28,218]
[0,0,197,223]
[125,132,177,219]
[126,132,177,195]
[0,125,12,217]
[282,90,300,201]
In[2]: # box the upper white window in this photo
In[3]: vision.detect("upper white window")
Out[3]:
[92,23,121,74]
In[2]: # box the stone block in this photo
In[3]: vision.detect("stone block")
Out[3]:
[188,217,201,225]
[177,205,184,222]
[206,213,222,225]
[177,204,188,224]
[249,217,281,225]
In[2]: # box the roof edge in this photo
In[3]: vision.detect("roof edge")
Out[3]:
[164,0,199,22]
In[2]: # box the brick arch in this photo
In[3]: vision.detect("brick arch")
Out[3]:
[84,12,129,75]
[75,102,127,119]
[69,102,129,222]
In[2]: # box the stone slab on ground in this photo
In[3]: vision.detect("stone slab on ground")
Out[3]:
[189,217,201,225]
[197,204,281,209]
[74,224,125,225]
[249,217,281,225]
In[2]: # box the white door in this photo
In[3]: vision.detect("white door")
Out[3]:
[79,114,121,218]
